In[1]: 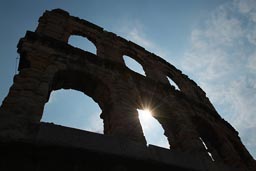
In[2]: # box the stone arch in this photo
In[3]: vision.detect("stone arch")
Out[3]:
[138,92,209,155]
[148,103,181,150]
[1,9,255,170]
[49,69,108,106]
[64,27,99,54]
[68,35,97,54]
[136,93,175,149]
[69,28,98,45]
[39,65,112,134]
[136,107,169,149]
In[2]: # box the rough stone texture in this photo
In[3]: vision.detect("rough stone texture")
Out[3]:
[0,9,255,171]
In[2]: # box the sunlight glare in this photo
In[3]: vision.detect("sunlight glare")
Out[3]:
[137,109,152,122]
[137,108,169,149]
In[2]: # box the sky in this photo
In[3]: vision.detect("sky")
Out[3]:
[0,0,255,158]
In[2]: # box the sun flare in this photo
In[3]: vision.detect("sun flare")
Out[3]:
[137,109,153,122]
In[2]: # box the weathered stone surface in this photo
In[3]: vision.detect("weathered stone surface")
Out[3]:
[0,8,255,171]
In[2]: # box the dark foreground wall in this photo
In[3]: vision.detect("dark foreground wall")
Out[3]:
[0,9,255,171]
[0,123,238,171]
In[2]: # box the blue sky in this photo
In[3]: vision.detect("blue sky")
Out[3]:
[0,0,255,158]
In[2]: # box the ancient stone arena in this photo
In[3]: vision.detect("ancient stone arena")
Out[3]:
[0,9,255,171]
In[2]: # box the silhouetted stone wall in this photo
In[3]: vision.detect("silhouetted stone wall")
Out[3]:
[0,9,255,171]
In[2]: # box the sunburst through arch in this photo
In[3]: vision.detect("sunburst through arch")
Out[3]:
[137,109,169,149]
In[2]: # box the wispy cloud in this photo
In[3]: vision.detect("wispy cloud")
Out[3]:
[115,5,256,157]
[247,52,256,70]
[236,0,256,15]
[115,20,169,60]
[127,26,154,49]
[181,0,256,158]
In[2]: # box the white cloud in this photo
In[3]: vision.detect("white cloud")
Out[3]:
[116,20,169,60]
[247,29,256,45]
[112,2,256,157]
[235,0,256,14]
[240,126,256,153]
[227,77,256,129]
[234,0,256,45]
[249,11,256,23]
[247,51,256,70]
[181,0,256,158]
[127,27,154,49]
[207,12,243,46]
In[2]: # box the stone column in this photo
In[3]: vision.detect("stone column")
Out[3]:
[156,118,177,149]
[157,108,211,161]
[0,67,50,141]
[104,103,146,144]
[101,78,147,145]
[96,40,124,64]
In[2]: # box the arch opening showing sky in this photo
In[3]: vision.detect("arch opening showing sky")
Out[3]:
[42,89,103,134]
[137,109,169,149]
[68,35,97,54]
[123,55,146,76]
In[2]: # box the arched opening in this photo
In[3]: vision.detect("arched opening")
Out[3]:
[167,76,180,90]
[137,109,169,149]
[68,35,97,54]
[123,55,146,76]
[41,89,103,133]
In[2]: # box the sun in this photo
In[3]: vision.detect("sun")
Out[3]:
[137,109,153,122]
[137,108,169,148]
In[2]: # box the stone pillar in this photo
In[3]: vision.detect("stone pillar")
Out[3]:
[156,118,177,149]
[104,103,146,144]
[101,78,147,144]
[0,68,50,141]
[98,44,124,63]
[36,9,70,42]
[157,108,211,161]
